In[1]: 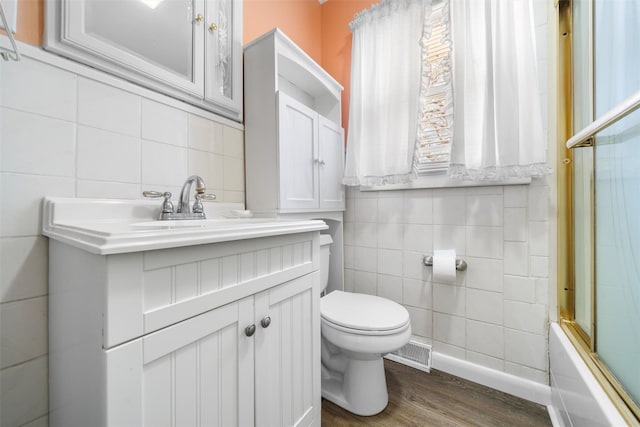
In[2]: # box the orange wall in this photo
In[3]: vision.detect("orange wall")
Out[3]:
[244,0,323,65]
[245,0,374,137]
[321,0,374,135]
[3,0,43,45]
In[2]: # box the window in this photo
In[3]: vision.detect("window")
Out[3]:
[351,0,547,191]
[413,0,453,175]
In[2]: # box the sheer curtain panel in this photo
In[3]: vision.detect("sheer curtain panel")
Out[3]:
[448,0,551,180]
[343,0,426,186]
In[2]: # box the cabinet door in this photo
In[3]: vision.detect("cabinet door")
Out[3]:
[278,92,320,210]
[254,273,321,427]
[60,0,205,97]
[318,116,345,210]
[106,299,255,427]
[204,0,243,118]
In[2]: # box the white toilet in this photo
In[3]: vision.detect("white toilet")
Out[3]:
[319,234,411,416]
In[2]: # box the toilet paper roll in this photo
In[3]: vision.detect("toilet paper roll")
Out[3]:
[433,249,456,284]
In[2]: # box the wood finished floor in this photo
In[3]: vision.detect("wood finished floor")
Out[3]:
[321,360,552,427]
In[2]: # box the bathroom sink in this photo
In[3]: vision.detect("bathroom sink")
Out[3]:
[42,198,327,255]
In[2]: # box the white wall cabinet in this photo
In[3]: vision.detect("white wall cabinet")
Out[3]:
[318,115,347,210]
[44,0,243,121]
[48,232,321,427]
[278,92,345,211]
[244,29,345,213]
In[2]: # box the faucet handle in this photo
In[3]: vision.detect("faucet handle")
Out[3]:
[142,190,164,198]
[192,193,215,215]
[143,191,174,214]
[192,193,204,214]
[160,192,174,213]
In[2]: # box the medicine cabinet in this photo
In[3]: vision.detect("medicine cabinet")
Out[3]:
[44,0,243,121]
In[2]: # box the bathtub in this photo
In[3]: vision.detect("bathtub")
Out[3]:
[548,323,627,426]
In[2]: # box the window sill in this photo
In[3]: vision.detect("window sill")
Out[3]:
[359,174,531,191]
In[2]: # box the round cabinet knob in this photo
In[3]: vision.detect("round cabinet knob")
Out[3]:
[245,324,256,337]
[209,23,218,32]
[195,13,204,23]
[260,316,271,328]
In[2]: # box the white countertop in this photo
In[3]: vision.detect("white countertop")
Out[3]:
[42,198,328,255]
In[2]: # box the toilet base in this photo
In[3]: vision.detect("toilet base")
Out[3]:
[321,357,389,416]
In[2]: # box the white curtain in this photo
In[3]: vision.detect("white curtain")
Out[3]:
[448,0,551,180]
[343,0,426,186]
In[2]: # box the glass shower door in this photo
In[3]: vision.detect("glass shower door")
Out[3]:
[593,110,640,408]
[565,0,640,418]
[592,0,640,410]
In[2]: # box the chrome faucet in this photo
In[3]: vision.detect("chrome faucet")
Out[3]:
[178,175,206,215]
[143,175,216,220]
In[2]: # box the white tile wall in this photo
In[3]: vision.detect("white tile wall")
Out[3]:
[1,109,76,176]
[0,356,48,427]
[344,182,551,384]
[0,237,48,302]
[77,125,140,182]
[141,98,188,146]
[0,296,48,369]
[78,77,141,137]
[377,274,403,304]
[433,312,465,347]
[0,54,244,426]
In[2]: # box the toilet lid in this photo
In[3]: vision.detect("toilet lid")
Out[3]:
[321,291,410,332]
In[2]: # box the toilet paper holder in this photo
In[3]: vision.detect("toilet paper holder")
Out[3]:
[423,255,468,271]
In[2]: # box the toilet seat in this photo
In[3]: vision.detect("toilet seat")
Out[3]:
[321,291,410,334]
[322,316,411,337]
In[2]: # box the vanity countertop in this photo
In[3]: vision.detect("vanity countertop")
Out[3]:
[42,197,327,255]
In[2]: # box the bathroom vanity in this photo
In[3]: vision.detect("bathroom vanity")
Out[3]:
[43,198,326,427]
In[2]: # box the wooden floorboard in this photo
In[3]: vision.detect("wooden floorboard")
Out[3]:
[321,360,552,427]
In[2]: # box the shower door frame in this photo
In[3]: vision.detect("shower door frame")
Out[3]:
[557,0,640,423]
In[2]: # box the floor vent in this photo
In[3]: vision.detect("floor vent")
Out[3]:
[385,341,432,372]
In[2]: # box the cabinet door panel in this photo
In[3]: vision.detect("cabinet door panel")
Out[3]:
[205,0,243,114]
[64,0,204,96]
[254,274,319,427]
[318,116,345,210]
[278,92,319,210]
[108,299,254,427]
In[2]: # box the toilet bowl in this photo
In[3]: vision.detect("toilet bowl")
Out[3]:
[319,235,411,416]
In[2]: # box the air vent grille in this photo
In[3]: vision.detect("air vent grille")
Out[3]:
[386,340,432,372]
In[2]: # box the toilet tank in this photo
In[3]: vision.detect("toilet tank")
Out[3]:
[319,234,333,293]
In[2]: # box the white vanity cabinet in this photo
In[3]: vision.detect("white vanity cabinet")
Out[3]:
[44,0,243,121]
[47,209,323,427]
[244,29,345,213]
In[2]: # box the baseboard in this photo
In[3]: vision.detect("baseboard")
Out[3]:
[431,352,551,406]
[546,404,566,427]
